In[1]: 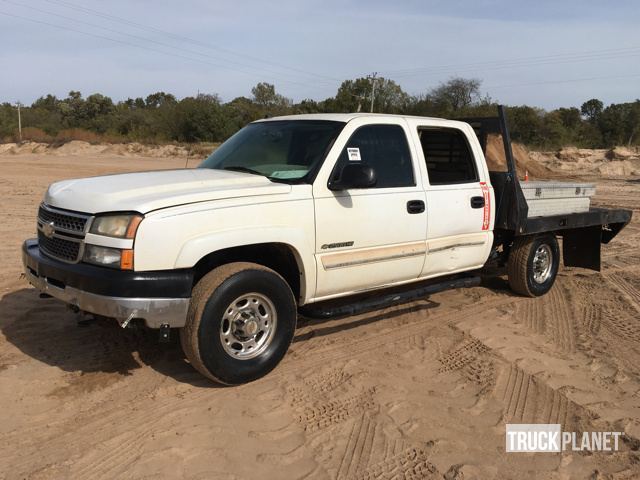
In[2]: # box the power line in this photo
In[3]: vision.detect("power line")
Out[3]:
[4,4,640,99]
[376,46,640,79]
[379,45,640,74]
[2,0,335,87]
[484,72,640,90]
[59,0,595,87]
[0,10,333,92]
[41,0,342,83]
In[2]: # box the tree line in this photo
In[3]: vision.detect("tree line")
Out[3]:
[1,77,638,149]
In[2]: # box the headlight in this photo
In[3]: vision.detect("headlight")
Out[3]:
[90,214,143,239]
[83,245,134,270]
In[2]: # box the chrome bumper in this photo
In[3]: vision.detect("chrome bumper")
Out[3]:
[24,267,189,328]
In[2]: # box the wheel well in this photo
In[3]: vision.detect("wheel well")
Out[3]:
[192,243,303,301]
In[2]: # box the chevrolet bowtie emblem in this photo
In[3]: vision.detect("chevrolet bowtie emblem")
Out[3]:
[42,221,55,238]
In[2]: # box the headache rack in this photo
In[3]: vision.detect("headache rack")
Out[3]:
[459,106,632,271]
[460,106,530,234]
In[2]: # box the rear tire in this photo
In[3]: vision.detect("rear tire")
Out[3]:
[507,234,560,297]
[180,262,297,384]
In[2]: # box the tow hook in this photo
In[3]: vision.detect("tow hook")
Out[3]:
[159,323,171,343]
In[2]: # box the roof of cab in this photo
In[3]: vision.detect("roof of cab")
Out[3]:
[254,112,471,128]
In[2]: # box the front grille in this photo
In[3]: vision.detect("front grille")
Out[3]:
[38,230,81,262]
[37,204,91,263]
[38,204,88,233]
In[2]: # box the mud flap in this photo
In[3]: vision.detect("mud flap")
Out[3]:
[562,226,601,272]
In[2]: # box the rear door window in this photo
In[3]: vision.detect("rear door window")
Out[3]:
[419,129,478,185]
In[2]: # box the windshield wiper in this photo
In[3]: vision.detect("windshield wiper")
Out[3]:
[221,165,291,184]
[222,166,264,176]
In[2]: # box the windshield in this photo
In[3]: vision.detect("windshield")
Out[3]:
[199,120,345,183]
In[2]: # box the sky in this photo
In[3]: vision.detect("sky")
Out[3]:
[1,0,639,109]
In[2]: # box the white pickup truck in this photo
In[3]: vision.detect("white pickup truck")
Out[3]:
[22,107,631,384]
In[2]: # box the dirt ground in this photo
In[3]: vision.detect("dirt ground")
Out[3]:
[1,152,640,480]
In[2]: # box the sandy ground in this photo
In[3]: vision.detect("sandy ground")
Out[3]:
[1,152,640,480]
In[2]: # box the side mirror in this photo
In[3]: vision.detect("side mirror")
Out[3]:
[329,164,377,190]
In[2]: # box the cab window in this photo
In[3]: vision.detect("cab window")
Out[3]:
[331,124,415,188]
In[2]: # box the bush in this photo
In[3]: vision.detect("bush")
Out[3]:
[15,127,52,143]
[52,129,126,145]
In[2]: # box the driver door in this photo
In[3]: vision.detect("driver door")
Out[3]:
[311,119,427,300]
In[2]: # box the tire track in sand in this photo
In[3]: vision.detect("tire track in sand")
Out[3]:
[494,364,590,431]
[541,283,577,353]
[278,295,515,379]
[353,447,440,480]
[295,387,377,433]
[516,298,546,334]
[606,272,640,313]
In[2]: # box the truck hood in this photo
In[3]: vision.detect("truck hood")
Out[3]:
[44,169,291,214]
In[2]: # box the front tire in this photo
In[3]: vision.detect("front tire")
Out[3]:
[507,234,560,297]
[181,262,297,384]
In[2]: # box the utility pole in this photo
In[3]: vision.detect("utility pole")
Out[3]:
[368,72,378,113]
[350,93,365,112]
[16,101,22,142]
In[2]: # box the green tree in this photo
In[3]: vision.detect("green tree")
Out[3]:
[172,94,226,142]
[293,99,323,114]
[598,103,629,146]
[145,92,177,108]
[429,77,482,112]
[580,99,604,123]
[250,82,291,116]
[332,78,371,112]
[505,106,546,147]
[222,96,261,136]
[331,77,410,113]
[371,78,410,113]
[32,94,59,111]
[625,100,640,145]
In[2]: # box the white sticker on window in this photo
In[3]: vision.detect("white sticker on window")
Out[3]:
[347,147,361,161]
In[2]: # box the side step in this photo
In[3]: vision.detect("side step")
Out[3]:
[301,275,481,319]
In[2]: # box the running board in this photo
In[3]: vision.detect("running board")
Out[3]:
[301,275,481,319]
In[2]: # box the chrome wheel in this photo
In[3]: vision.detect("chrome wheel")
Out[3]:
[219,292,277,360]
[532,244,553,284]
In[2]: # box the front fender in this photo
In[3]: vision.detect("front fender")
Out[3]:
[174,226,316,303]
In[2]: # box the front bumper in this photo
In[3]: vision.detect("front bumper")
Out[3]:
[22,239,192,328]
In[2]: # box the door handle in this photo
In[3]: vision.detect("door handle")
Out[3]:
[470,196,485,209]
[407,200,425,214]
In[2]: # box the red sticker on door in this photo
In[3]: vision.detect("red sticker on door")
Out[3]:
[480,182,491,231]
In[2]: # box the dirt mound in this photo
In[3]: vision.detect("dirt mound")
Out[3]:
[52,140,108,156]
[530,146,640,177]
[0,141,214,158]
[597,160,637,176]
[485,134,550,178]
[0,141,50,154]
[100,143,215,158]
[607,146,639,161]
[556,146,602,162]
[0,142,17,154]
